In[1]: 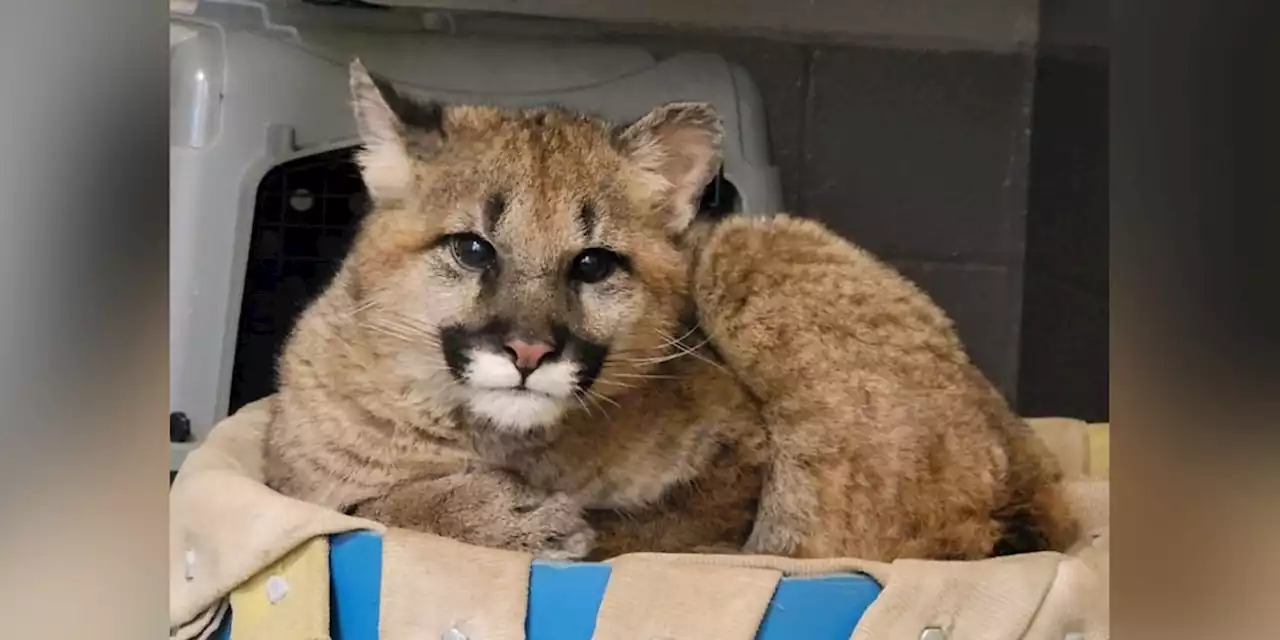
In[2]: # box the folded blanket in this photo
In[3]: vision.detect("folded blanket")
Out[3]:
[170,398,1109,640]
[168,397,383,640]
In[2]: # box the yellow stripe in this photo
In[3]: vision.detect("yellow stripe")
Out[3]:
[229,536,330,640]
[1086,423,1109,480]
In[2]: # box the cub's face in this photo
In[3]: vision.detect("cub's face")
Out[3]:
[342,61,723,432]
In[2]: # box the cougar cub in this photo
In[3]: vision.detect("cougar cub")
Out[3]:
[263,60,1076,562]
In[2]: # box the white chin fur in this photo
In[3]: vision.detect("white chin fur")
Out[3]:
[525,360,578,398]
[464,351,579,398]
[462,349,579,431]
[464,352,523,389]
[467,390,566,432]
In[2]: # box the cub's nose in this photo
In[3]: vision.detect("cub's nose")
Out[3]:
[503,339,555,375]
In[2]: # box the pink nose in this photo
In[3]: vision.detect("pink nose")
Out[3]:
[504,339,555,371]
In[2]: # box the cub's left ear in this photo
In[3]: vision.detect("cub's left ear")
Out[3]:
[616,102,724,234]
[349,58,446,203]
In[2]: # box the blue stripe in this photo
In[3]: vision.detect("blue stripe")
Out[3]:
[525,558,880,639]
[756,574,882,640]
[211,609,231,640]
[218,531,881,639]
[527,562,612,639]
[330,531,383,640]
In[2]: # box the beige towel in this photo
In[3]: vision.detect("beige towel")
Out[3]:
[593,557,783,640]
[171,397,1109,640]
[1065,479,1109,536]
[168,397,383,640]
[853,553,1065,640]
[601,548,1106,640]
[379,529,531,640]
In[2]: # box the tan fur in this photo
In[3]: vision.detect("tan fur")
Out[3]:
[264,60,733,559]
[689,215,1079,559]
[264,59,1076,562]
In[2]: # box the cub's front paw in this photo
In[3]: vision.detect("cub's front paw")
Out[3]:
[513,492,596,561]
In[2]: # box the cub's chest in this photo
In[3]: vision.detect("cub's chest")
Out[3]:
[529,369,765,511]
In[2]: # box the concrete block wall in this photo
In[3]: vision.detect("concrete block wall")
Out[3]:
[1019,49,1109,422]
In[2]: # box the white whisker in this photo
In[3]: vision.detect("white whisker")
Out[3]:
[361,316,444,348]
[608,336,714,366]
[347,299,381,317]
[580,389,612,420]
[362,322,417,343]
[591,378,639,390]
[658,323,702,349]
[583,387,622,410]
[571,390,593,417]
[606,372,680,380]
[375,316,441,344]
[385,312,442,338]
[608,323,697,356]
[657,330,731,375]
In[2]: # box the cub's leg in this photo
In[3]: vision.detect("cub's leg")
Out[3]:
[351,470,596,560]
[584,459,765,560]
[740,448,817,557]
[691,214,1046,561]
[742,411,1008,561]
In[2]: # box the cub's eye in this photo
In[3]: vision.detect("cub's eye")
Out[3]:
[570,248,622,284]
[448,234,497,271]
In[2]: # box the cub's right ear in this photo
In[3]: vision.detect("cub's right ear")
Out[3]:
[348,59,445,202]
